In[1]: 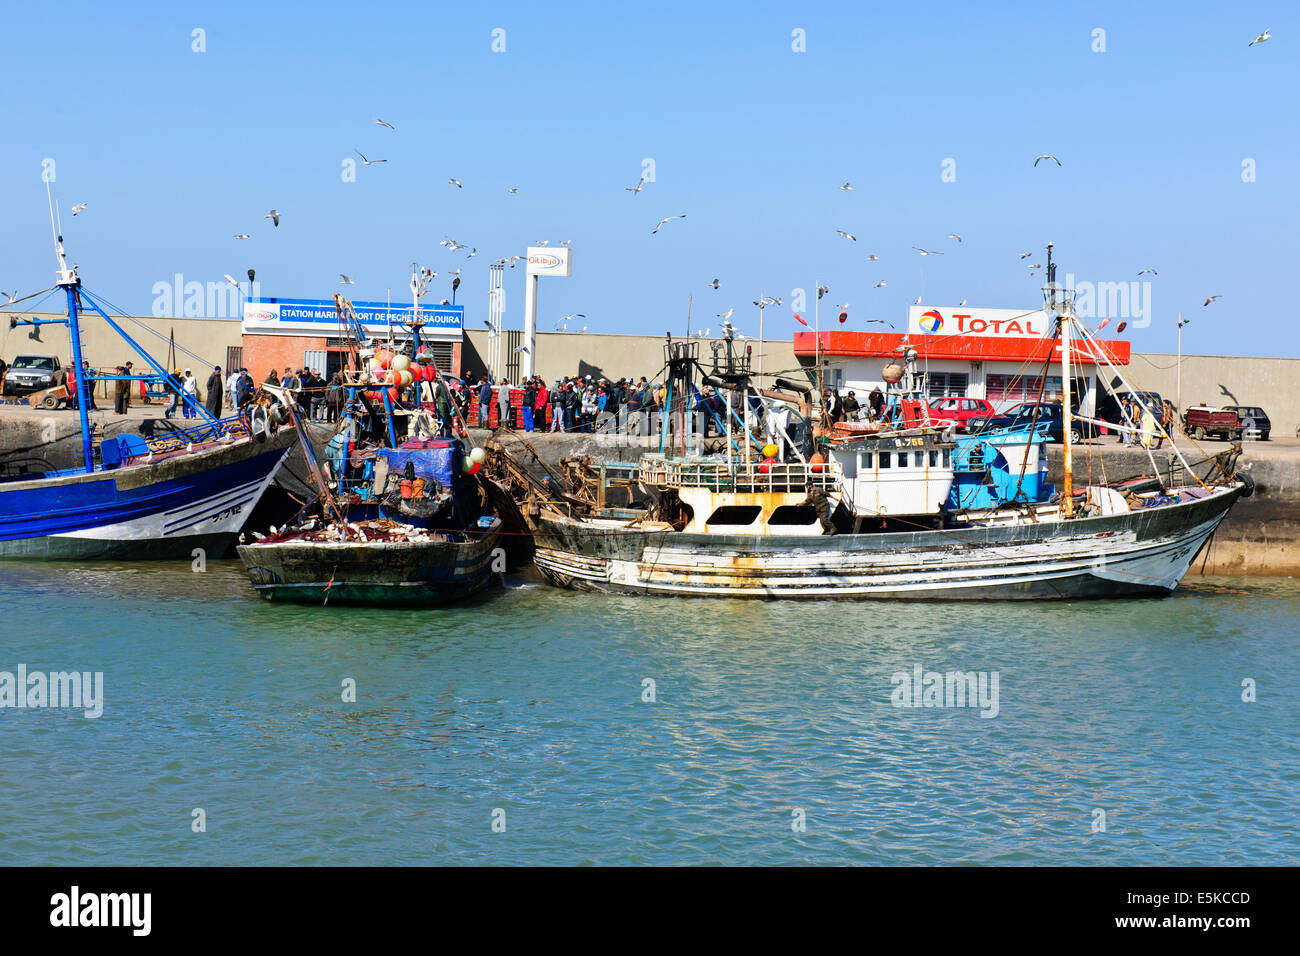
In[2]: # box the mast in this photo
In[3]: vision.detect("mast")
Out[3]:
[58,241,94,474]
[1045,243,1076,518]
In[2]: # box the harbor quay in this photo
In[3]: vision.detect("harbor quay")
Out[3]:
[6,397,1288,576]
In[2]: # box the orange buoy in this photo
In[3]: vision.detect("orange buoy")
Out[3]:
[809,452,825,473]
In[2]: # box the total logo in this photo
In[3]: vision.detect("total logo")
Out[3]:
[918,310,944,333]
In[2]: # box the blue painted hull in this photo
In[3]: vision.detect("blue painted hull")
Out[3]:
[0,437,293,561]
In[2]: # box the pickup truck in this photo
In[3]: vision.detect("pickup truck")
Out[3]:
[1,354,66,396]
[927,396,996,431]
[1182,405,1240,441]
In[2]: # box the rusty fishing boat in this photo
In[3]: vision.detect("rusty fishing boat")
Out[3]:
[485,249,1248,600]
[237,272,505,606]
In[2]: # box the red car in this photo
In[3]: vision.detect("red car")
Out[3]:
[927,396,996,431]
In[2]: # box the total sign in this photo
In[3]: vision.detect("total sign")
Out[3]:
[525,247,572,277]
[908,306,1048,338]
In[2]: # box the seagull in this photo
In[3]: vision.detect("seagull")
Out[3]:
[913,246,943,255]
[508,255,526,267]
[865,320,896,328]
[507,187,518,194]
[265,210,280,227]
[1137,269,1158,276]
[839,183,853,191]
[693,328,711,338]
[223,274,240,287]
[948,234,962,242]
[1033,154,1061,166]
[448,268,462,277]
[466,248,477,259]
[717,308,734,320]
[233,233,250,240]
[833,303,850,312]
[577,326,587,334]
[1027,263,1041,269]
[836,230,856,241]
[339,274,355,285]
[375,118,396,130]
[708,278,721,289]
[535,239,550,246]
[958,298,968,306]
[1203,295,1221,306]
[625,178,645,195]
[560,240,571,247]
[914,295,923,305]
[513,345,530,354]
[71,202,87,216]
[651,215,686,235]
[873,280,887,289]
[1019,252,1033,259]
[3,292,16,304]
[448,178,462,188]
[355,149,386,166]
[1249,28,1271,47]
[865,254,879,261]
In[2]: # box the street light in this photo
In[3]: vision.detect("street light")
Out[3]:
[1177,313,1190,413]
[247,268,255,299]
[753,294,781,377]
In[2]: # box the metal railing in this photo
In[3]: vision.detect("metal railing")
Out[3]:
[640,454,840,493]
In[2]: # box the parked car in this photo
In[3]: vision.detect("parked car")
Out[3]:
[1222,405,1271,441]
[967,401,1099,443]
[1,354,66,396]
[927,396,996,431]
[1183,405,1241,441]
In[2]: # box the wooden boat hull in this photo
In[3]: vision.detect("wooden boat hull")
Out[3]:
[522,485,1243,600]
[236,528,502,606]
[0,434,295,561]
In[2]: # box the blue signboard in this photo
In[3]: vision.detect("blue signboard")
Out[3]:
[243,297,463,336]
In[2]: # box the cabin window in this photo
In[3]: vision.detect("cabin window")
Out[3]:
[943,449,951,468]
[878,453,891,469]
[897,452,908,468]
[768,505,818,526]
[705,505,762,526]
[861,452,873,469]
[928,450,938,467]
[914,451,924,468]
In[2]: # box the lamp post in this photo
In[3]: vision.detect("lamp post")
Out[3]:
[1177,313,1189,413]
[246,268,255,300]
[753,294,780,378]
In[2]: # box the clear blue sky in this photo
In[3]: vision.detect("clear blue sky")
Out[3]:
[3,0,1295,356]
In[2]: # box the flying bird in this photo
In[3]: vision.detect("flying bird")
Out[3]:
[1137,269,1158,276]
[865,254,879,261]
[507,187,518,194]
[865,319,895,328]
[839,183,853,191]
[375,118,396,130]
[651,215,686,235]
[448,178,462,188]
[708,278,720,289]
[71,202,87,216]
[1033,154,1062,166]
[233,234,250,240]
[948,233,962,242]
[448,268,462,277]
[265,210,280,227]
[223,274,240,287]
[913,246,943,255]
[340,274,355,285]
[873,280,887,289]
[625,178,645,195]
[836,230,856,241]
[1203,295,1221,306]
[513,345,530,354]
[1249,28,1271,47]
[355,150,386,166]
[1027,263,1041,269]
[1019,252,1033,259]
[466,248,477,259]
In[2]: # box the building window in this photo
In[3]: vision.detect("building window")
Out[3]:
[928,372,969,398]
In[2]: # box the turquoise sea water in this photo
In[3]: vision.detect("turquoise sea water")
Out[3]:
[1,561,1297,866]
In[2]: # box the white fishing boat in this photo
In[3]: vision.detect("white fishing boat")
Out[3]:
[485,247,1248,600]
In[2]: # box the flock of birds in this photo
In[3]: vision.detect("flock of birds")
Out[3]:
[53,15,1275,338]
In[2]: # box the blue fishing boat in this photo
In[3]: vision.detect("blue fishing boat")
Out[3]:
[0,228,295,560]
